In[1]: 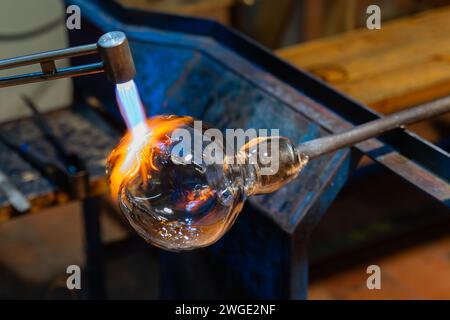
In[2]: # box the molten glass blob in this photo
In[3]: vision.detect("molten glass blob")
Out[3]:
[107,116,308,251]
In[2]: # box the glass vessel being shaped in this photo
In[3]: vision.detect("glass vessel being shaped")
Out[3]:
[106,115,308,251]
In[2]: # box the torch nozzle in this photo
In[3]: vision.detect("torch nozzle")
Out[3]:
[97,31,136,84]
[0,31,136,87]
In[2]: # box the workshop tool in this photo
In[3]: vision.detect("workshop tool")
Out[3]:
[0,28,137,300]
[0,31,135,87]
[0,169,31,213]
[296,96,450,160]
[0,97,89,199]
[0,26,138,300]
[0,30,137,198]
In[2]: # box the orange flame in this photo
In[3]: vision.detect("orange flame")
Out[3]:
[178,186,215,212]
[107,115,192,198]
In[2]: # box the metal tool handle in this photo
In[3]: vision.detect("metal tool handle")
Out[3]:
[0,31,135,87]
[0,43,98,70]
[0,170,31,213]
[297,95,450,159]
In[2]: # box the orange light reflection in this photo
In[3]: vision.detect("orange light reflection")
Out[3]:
[107,116,192,198]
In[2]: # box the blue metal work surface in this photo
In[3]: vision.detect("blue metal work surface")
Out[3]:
[65,0,449,298]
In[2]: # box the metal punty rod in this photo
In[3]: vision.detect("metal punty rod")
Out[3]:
[0,31,136,87]
[297,95,450,159]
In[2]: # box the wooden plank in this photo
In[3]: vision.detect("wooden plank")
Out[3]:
[277,5,450,113]
[340,55,450,112]
[119,0,235,25]
[279,6,450,68]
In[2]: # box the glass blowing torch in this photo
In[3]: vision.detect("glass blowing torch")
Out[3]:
[0,31,136,87]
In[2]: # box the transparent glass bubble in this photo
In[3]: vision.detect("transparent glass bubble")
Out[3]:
[107,116,246,251]
[106,116,308,251]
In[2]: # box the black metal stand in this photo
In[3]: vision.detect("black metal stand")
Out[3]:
[82,196,106,299]
[159,205,309,299]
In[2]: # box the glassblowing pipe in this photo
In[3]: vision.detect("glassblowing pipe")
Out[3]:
[0,31,136,87]
[297,95,450,159]
[245,96,450,195]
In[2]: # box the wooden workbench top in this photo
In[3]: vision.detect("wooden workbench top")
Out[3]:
[277,6,450,115]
